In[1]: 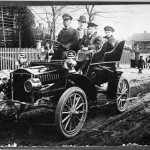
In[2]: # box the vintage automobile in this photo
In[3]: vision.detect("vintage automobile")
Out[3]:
[0,40,129,138]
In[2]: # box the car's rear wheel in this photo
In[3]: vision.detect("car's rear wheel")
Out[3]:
[116,77,130,113]
[55,87,88,138]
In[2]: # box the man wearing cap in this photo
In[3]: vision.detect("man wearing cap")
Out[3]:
[79,22,104,51]
[76,15,88,45]
[56,13,78,59]
[104,26,117,52]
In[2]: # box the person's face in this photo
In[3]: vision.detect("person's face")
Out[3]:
[78,21,87,29]
[88,27,96,35]
[140,56,143,60]
[20,57,27,63]
[105,30,113,37]
[63,18,71,27]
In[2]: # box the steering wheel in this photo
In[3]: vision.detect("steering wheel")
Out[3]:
[46,39,66,49]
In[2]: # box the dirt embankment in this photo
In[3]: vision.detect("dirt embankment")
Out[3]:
[1,69,150,146]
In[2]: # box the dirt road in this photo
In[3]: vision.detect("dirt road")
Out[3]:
[0,68,150,146]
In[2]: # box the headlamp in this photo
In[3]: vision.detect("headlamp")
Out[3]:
[24,78,41,93]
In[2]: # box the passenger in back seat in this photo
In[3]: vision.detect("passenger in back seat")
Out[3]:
[76,22,104,74]
[103,26,117,52]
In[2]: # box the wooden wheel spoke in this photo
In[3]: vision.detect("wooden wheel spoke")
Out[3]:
[62,114,70,123]
[62,111,70,114]
[75,97,81,108]
[76,110,85,114]
[68,117,72,131]
[64,118,71,130]
[65,103,71,110]
[117,94,122,101]
[76,103,84,110]
[73,94,77,107]
[74,115,82,123]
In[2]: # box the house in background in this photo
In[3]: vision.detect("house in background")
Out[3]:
[132,31,150,61]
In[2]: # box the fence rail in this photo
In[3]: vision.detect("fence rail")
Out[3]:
[0,48,39,70]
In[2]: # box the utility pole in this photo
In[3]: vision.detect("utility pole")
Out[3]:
[18,11,21,48]
[1,6,6,47]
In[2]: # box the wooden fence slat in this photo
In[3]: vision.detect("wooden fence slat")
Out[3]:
[0,48,38,70]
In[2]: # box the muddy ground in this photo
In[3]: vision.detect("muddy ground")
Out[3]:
[1,68,150,147]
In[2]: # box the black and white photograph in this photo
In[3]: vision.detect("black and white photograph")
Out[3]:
[0,0,150,149]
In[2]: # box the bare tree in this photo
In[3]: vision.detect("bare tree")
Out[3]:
[30,6,84,41]
[85,5,95,22]
[30,6,68,40]
[85,5,134,24]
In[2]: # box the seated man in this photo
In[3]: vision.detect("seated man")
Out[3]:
[76,22,104,74]
[56,13,78,60]
[103,26,117,52]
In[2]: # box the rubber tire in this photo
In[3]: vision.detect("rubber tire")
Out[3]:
[55,87,88,138]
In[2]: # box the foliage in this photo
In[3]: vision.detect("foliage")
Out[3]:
[12,6,36,48]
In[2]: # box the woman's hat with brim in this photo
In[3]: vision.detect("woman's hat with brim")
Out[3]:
[88,22,98,28]
[104,26,114,32]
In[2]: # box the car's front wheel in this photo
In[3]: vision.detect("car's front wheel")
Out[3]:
[55,87,88,138]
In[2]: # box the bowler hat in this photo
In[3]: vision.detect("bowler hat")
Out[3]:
[62,14,73,20]
[88,22,98,28]
[78,15,87,22]
[104,26,114,32]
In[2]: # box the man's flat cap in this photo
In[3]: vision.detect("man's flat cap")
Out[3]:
[62,14,73,20]
[88,22,98,28]
[104,26,114,32]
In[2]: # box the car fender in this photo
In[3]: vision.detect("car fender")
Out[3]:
[66,74,97,104]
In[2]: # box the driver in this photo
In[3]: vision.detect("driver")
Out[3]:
[56,14,78,59]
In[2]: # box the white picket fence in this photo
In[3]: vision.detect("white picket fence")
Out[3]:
[0,48,39,70]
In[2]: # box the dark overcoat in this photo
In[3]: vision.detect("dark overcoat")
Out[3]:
[79,32,104,51]
[56,26,78,59]
[103,35,117,52]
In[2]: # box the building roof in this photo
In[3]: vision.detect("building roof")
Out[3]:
[132,32,150,42]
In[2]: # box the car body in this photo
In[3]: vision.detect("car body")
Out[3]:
[0,40,129,138]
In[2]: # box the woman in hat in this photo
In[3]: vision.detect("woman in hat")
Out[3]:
[79,22,104,51]
[76,22,104,74]
[103,26,117,52]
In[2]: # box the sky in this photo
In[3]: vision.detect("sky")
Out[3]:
[30,4,150,40]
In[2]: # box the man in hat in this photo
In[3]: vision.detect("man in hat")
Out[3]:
[104,26,117,52]
[56,13,78,59]
[76,15,88,45]
[79,22,104,51]
[76,22,104,74]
